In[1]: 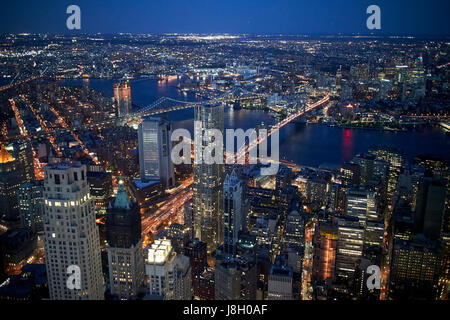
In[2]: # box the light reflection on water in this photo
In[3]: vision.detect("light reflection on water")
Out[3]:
[62,78,450,167]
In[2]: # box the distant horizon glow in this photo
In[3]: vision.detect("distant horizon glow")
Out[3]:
[0,0,449,36]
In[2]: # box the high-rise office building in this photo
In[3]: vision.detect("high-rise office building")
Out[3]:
[275,165,292,195]
[268,254,294,300]
[251,216,272,246]
[341,161,361,186]
[341,82,353,101]
[18,180,44,233]
[193,104,224,253]
[282,244,303,284]
[6,139,35,183]
[346,185,384,249]
[364,219,385,248]
[223,169,244,256]
[106,180,144,300]
[279,185,299,222]
[396,166,423,212]
[184,239,208,298]
[393,203,415,242]
[415,177,446,240]
[369,145,403,203]
[0,144,23,226]
[305,177,327,207]
[183,199,194,241]
[145,239,191,300]
[138,116,175,190]
[335,216,364,279]
[389,235,443,299]
[167,222,190,254]
[87,170,113,214]
[313,223,338,282]
[283,210,304,247]
[354,153,379,185]
[373,159,389,185]
[42,162,104,300]
[326,182,341,213]
[346,186,379,226]
[113,81,132,117]
[215,253,257,300]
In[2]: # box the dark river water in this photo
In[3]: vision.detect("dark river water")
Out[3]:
[61,78,450,167]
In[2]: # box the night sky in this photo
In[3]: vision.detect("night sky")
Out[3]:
[0,0,449,36]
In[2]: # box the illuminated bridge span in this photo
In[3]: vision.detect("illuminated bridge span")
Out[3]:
[233,94,330,163]
[271,95,330,132]
[0,67,49,92]
[130,95,266,119]
[116,93,269,125]
[0,75,43,92]
[133,96,196,116]
[132,87,263,118]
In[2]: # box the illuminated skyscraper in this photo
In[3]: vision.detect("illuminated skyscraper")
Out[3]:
[313,224,338,282]
[145,239,191,300]
[354,153,376,185]
[138,116,175,190]
[87,170,113,214]
[346,186,379,226]
[283,210,304,247]
[222,169,244,256]
[345,186,384,249]
[18,180,44,232]
[113,81,131,117]
[305,177,327,207]
[215,172,256,301]
[335,216,364,280]
[0,144,22,227]
[106,180,144,300]
[369,145,404,204]
[364,219,385,248]
[6,139,35,183]
[183,199,194,241]
[193,103,224,253]
[43,162,104,300]
[341,161,361,186]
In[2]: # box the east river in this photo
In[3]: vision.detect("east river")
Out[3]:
[62,78,450,167]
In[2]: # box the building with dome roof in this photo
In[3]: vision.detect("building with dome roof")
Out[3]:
[106,179,144,299]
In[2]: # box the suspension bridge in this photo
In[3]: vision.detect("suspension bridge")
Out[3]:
[0,67,50,92]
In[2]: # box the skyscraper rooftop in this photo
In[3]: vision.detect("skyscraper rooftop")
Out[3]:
[0,143,15,164]
[113,179,132,210]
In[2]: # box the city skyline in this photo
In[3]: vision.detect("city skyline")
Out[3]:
[0,2,449,307]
